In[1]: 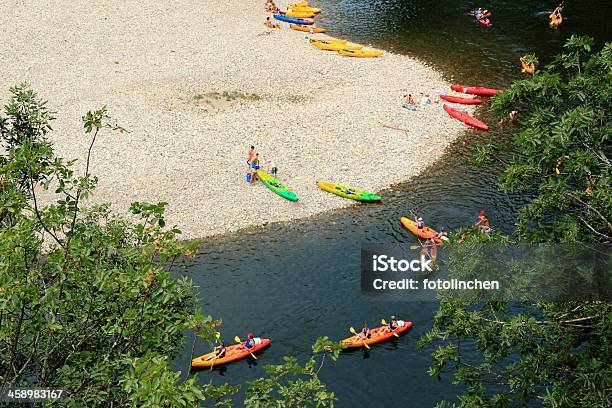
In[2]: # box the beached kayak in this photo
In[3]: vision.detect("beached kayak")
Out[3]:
[290,24,326,33]
[256,170,298,202]
[341,321,413,348]
[439,95,482,105]
[443,104,489,131]
[400,217,443,244]
[311,39,362,51]
[283,11,315,18]
[274,14,314,25]
[450,85,502,96]
[338,49,384,58]
[316,181,381,202]
[191,338,271,367]
[290,6,321,14]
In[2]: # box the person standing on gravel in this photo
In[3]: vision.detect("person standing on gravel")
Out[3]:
[247,145,255,166]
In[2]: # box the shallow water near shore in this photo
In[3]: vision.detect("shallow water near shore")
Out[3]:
[177,1,609,405]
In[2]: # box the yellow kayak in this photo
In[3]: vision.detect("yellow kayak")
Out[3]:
[291,6,321,14]
[338,49,384,58]
[284,11,315,18]
[310,39,362,51]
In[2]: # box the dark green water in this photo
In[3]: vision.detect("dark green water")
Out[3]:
[177,1,610,406]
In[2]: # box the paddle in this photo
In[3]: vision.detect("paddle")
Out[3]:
[234,336,257,359]
[409,209,418,219]
[381,319,400,337]
[349,326,370,349]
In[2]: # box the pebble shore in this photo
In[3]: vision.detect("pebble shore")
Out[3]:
[1,0,472,239]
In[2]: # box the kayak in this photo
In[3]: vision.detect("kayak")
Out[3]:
[439,95,482,105]
[443,104,489,131]
[311,39,362,51]
[341,321,413,348]
[290,24,326,33]
[313,38,347,44]
[274,14,314,25]
[520,58,535,74]
[283,11,315,18]
[191,338,271,367]
[290,6,321,14]
[403,104,416,111]
[549,14,562,26]
[450,84,503,96]
[316,181,381,202]
[256,170,298,202]
[400,217,443,244]
[338,49,384,58]
[476,17,491,27]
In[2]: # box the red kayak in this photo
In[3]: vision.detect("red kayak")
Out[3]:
[443,105,489,131]
[450,85,503,97]
[439,95,482,105]
[476,17,491,27]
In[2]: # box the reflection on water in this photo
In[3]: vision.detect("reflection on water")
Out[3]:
[177,1,609,405]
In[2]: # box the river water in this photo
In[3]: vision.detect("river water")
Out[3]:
[177,1,609,406]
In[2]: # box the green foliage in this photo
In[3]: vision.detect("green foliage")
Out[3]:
[490,37,611,243]
[243,337,340,407]
[0,84,216,406]
[0,83,337,406]
[422,38,612,407]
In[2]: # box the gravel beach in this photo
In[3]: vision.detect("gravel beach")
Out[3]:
[1,0,472,239]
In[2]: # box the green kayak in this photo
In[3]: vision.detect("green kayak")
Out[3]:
[257,170,298,202]
[316,181,381,202]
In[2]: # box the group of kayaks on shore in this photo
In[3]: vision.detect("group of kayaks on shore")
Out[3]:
[243,83,503,203]
[404,84,503,132]
[264,1,385,58]
[192,317,413,368]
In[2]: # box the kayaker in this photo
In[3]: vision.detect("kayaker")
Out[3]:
[206,342,226,361]
[357,323,371,340]
[403,94,416,106]
[416,216,425,230]
[387,316,398,332]
[265,17,279,28]
[268,160,278,176]
[474,8,483,20]
[247,145,255,165]
[249,155,260,184]
[498,110,518,125]
[475,210,492,233]
[434,227,448,240]
[244,333,256,350]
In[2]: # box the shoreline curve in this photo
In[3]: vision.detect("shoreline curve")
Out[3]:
[0,0,473,240]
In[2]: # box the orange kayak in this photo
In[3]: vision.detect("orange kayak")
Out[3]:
[400,217,442,244]
[290,23,326,33]
[520,58,535,74]
[341,321,413,348]
[191,338,271,367]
